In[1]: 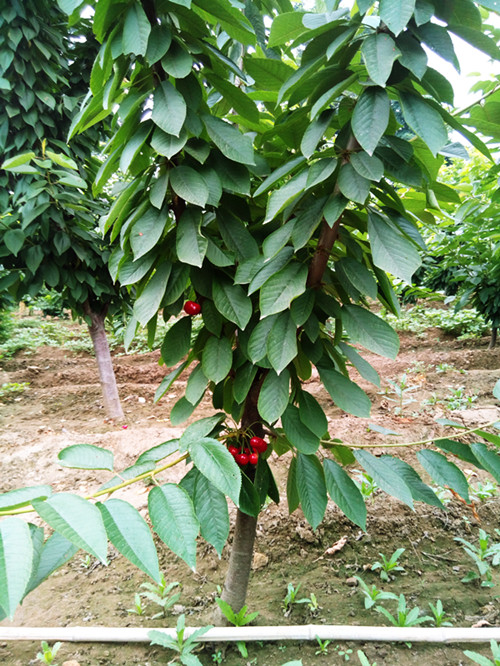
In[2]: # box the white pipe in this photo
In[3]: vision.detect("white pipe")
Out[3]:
[1,625,500,644]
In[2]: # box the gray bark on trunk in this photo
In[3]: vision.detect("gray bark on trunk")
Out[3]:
[85,303,124,420]
[489,327,497,349]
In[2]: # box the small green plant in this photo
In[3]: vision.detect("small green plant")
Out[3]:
[127,593,147,616]
[428,599,454,627]
[357,650,377,666]
[0,381,30,400]
[212,649,224,664]
[140,574,181,618]
[371,548,406,582]
[455,529,500,587]
[381,375,418,415]
[354,576,399,609]
[149,614,213,666]
[334,644,353,661]
[315,637,331,656]
[374,594,433,628]
[36,641,62,665]
[464,640,500,665]
[215,597,259,658]
[281,582,315,617]
[469,478,499,502]
[435,362,456,374]
[352,471,378,500]
[444,386,478,411]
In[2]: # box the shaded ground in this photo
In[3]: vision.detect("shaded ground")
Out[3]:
[1,320,500,665]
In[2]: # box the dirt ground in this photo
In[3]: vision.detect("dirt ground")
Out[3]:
[1,321,500,666]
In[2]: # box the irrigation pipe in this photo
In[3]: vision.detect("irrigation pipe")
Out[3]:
[1,625,500,644]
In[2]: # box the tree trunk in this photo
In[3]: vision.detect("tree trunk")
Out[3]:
[214,372,265,624]
[84,303,124,420]
[489,327,497,349]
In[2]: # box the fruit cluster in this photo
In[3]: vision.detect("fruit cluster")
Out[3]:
[227,436,267,467]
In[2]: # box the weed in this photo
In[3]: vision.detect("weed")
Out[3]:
[357,650,377,666]
[281,583,315,617]
[464,639,500,665]
[371,548,406,582]
[469,478,499,502]
[315,637,331,656]
[374,594,433,627]
[215,598,259,658]
[212,649,224,664]
[352,471,378,500]
[140,573,181,618]
[435,362,456,374]
[380,375,418,415]
[334,644,353,661]
[428,599,454,627]
[382,306,488,339]
[455,528,500,587]
[354,576,399,609]
[36,641,62,665]
[127,593,147,616]
[0,382,30,401]
[148,614,212,666]
[443,386,478,411]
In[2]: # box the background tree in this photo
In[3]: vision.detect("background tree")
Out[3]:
[0,0,128,419]
[2,0,500,625]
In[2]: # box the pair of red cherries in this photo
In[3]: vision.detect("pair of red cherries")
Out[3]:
[228,436,267,467]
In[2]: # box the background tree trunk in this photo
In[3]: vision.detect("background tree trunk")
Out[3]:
[84,303,124,420]
[489,327,497,349]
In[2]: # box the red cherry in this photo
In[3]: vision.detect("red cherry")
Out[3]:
[250,436,267,453]
[228,445,239,456]
[249,453,259,465]
[184,301,201,316]
[236,453,249,466]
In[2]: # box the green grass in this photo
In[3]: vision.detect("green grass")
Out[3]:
[382,305,489,340]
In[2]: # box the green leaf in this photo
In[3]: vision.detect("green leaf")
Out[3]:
[32,494,108,563]
[122,2,151,56]
[0,486,52,511]
[207,73,259,123]
[469,443,500,484]
[323,459,367,530]
[318,364,371,418]
[361,33,401,87]
[233,363,258,404]
[417,450,469,502]
[267,311,298,375]
[350,152,384,182]
[202,336,233,384]
[397,32,428,79]
[287,456,300,514]
[337,163,371,204]
[282,404,320,454]
[434,439,484,468]
[136,439,180,465]
[152,81,186,138]
[130,207,166,260]
[146,24,172,64]
[368,211,421,283]
[258,369,290,423]
[493,379,500,401]
[380,0,416,36]
[26,532,78,596]
[185,364,208,405]
[248,248,294,295]
[296,453,327,529]
[133,263,172,327]
[399,93,448,156]
[239,473,261,517]
[0,518,33,618]
[268,11,307,47]
[3,229,25,256]
[323,194,348,227]
[202,115,255,165]
[265,171,308,222]
[248,316,275,363]
[193,472,229,556]
[310,73,358,121]
[161,316,192,366]
[57,444,114,471]
[263,225,294,260]
[339,343,380,387]
[306,158,337,189]
[380,456,444,508]
[180,414,226,450]
[148,484,199,570]
[171,166,209,208]
[151,128,187,161]
[354,450,414,508]
[2,152,36,169]
[45,151,78,170]
[254,156,306,197]
[161,40,192,78]
[298,391,328,438]
[243,56,295,91]
[301,110,333,159]
[259,262,308,318]
[342,304,400,358]
[212,279,252,329]
[176,209,207,266]
[416,21,460,71]
[352,87,390,155]
[189,439,241,505]
[98,499,160,582]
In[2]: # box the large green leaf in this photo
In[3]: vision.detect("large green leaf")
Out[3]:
[282,404,320,454]
[161,316,192,366]
[380,456,444,508]
[399,93,448,156]
[267,311,298,375]
[212,279,252,329]
[417,450,469,502]
[265,171,308,222]
[380,0,416,36]
[26,532,78,596]
[136,439,180,465]
[202,115,255,165]
[361,33,401,87]
[318,364,371,418]
[4,229,25,256]
[161,40,193,78]
[300,110,333,159]
[148,484,199,570]
[469,443,500,484]
[248,316,276,363]
[0,486,52,511]
[268,11,307,47]
[185,363,209,405]
[122,2,151,56]
[353,450,414,507]
[298,391,328,438]
[368,211,421,283]
[248,247,294,295]
[151,127,187,159]
[202,335,233,384]
[243,56,295,91]
[259,262,308,318]
[133,263,172,327]
[192,472,229,556]
[130,207,166,260]
[57,444,114,471]
[189,438,241,504]
[339,343,380,387]
[337,163,371,204]
[152,81,186,138]
[352,87,390,155]
[171,167,209,208]
[176,209,207,267]
[98,499,160,582]
[350,152,384,182]
[32,494,108,563]
[323,459,367,530]
[397,32,428,79]
[258,369,290,423]
[342,304,399,358]
[254,156,306,197]
[179,414,226,450]
[287,456,300,514]
[239,472,261,517]
[296,454,327,529]
[0,518,33,618]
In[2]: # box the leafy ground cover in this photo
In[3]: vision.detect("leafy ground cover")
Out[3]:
[1,316,499,665]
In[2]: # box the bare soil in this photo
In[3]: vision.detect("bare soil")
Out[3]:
[1,322,500,666]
